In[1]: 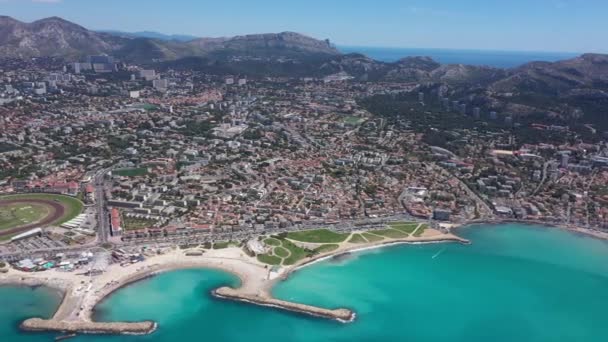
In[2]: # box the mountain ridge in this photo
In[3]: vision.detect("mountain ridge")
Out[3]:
[0,16,340,61]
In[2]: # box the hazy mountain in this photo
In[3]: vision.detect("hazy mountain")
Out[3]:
[0,16,340,61]
[98,30,199,42]
[187,32,338,58]
[0,16,126,58]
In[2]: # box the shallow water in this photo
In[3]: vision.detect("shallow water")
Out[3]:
[4,224,608,341]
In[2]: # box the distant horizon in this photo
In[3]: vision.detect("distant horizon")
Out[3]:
[2,0,608,53]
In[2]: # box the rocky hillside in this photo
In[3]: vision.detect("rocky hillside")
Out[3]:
[0,16,125,58]
[188,32,339,57]
[0,16,339,61]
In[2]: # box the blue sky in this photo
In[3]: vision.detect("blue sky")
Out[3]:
[2,0,607,52]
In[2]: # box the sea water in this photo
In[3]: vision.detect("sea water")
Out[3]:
[338,46,579,68]
[4,224,608,341]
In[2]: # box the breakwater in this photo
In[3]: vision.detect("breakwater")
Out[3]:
[213,287,355,322]
[20,318,157,335]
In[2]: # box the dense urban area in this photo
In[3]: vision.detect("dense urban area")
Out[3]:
[0,49,607,274]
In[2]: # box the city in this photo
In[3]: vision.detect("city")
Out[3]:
[1,3,608,341]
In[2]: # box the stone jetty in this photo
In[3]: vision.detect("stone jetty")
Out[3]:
[20,318,157,335]
[213,287,355,322]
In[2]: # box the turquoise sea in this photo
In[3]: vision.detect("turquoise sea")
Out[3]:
[3,224,608,341]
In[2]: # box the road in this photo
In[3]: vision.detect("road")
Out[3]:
[0,213,422,259]
[531,161,551,196]
[94,168,112,244]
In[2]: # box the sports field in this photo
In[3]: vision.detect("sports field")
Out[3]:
[0,193,84,238]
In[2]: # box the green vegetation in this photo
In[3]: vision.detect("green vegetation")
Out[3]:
[113,168,149,177]
[313,244,340,254]
[257,254,282,265]
[348,234,368,244]
[264,237,281,246]
[342,116,366,126]
[370,228,409,239]
[414,224,429,237]
[281,239,309,265]
[141,103,159,111]
[0,202,49,230]
[122,216,158,231]
[274,246,290,258]
[389,222,419,234]
[362,233,385,242]
[259,235,311,266]
[286,229,349,243]
[0,194,83,227]
[213,241,230,249]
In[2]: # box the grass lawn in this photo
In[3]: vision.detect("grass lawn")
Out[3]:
[348,233,368,244]
[414,224,429,237]
[0,203,49,231]
[274,246,290,258]
[389,222,419,234]
[0,193,83,226]
[371,229,408,239]
[313,244,340,254]
[257,254,282,265]
[257,236,315,266]
[142,103,159,111]
[287,229,350,243]
[362,233,385,242]
[264,237,281,246]
[342,116,366,125]
[281,239,310,265]
[113,168,148,177]
[213,241,230,249]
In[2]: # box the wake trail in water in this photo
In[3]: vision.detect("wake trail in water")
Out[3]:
[432,248,446,259]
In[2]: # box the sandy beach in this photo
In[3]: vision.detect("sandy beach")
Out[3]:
[0,225,469,335]
[6,219,607,336]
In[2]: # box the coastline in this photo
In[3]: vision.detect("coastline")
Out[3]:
[4,220,604,337]
[454,218,608,242]
[0,227,465,336]
[285,234,469,280]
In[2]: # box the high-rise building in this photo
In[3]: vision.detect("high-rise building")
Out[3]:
[490,111,498,120]
[418,92,424,103]
[561,153,569,168]
[139,70,157,81]
[473,107,481,119]
[441,98,450,111]
[459,103,466,115]
[153,79,168,90]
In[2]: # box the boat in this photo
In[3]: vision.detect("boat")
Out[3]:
[55,333,76,341]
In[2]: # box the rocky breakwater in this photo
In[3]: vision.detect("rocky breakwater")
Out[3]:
[20,318,157,335]
[213,287,355,322]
